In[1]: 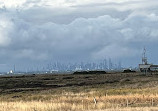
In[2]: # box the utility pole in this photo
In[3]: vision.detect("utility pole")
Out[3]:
[142,47,148,65]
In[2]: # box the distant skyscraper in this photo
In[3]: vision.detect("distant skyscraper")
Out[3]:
[103,59,108,69]
[118,61,122,69]
[109,58,113,70]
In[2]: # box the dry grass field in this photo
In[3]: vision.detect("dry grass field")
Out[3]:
[0,72,158,111]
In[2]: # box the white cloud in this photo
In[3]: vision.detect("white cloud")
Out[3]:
[0,15,12,46]
[0,0,26,8]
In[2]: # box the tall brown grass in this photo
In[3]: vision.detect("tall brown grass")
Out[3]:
[0,101,158,111]
[1,92,158,111]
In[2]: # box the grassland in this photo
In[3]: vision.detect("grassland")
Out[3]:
[0,72,158,111]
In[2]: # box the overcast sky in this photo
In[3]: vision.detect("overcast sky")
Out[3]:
[0,0,158,71]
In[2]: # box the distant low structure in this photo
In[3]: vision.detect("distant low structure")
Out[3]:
[123,69,136,73]
[73,70,106,74]
[7,70,13,74]
[139,48,158,74]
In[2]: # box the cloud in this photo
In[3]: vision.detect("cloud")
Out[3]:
[0,0,158,71]
[0,14,13,46]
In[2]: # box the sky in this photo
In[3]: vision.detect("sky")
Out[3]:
[0,0,158,71]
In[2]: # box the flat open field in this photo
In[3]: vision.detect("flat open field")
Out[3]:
[1,72,158,111]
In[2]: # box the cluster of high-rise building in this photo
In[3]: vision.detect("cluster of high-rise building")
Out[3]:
[45,59,122,72]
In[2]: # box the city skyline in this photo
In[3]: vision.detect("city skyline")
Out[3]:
[5,58,137,73]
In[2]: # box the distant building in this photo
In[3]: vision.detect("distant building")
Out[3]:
[7,70,13,74]
[139,48,158,73]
